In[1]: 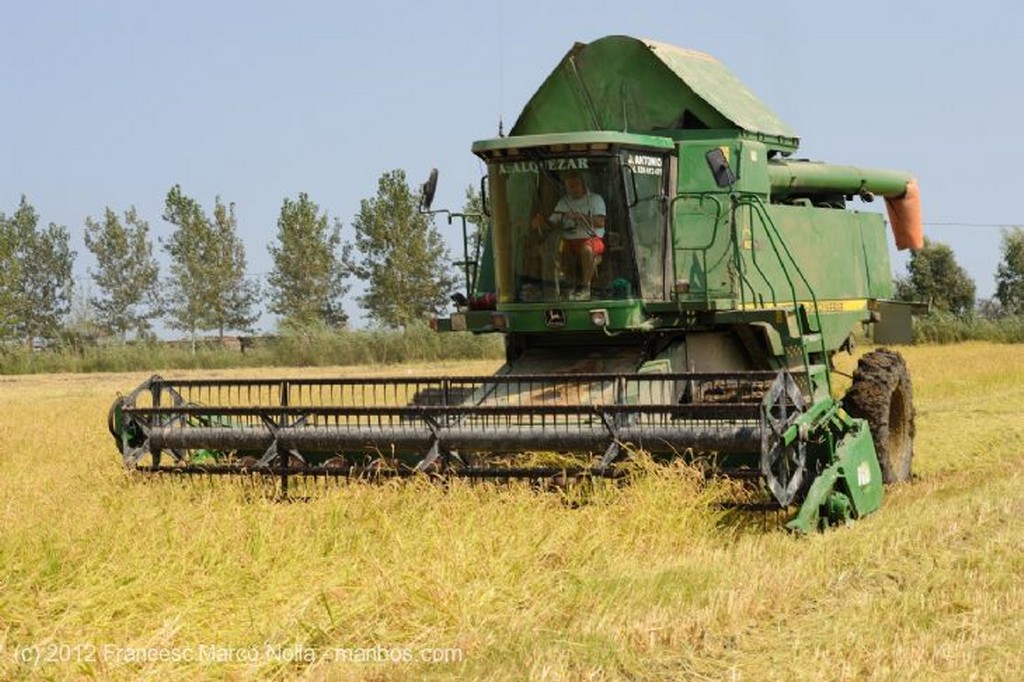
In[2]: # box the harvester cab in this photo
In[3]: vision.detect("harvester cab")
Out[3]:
[109,36,921,533]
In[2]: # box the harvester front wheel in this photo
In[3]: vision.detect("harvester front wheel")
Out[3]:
[843,349,915,483]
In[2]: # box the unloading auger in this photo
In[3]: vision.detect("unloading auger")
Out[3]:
[109,36,920,532]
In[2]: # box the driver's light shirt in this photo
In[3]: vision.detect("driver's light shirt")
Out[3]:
[550,192,606,240]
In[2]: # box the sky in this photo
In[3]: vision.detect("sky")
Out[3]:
[2,1,1021,333]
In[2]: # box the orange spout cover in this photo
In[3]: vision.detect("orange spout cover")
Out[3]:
[884,179,923,250]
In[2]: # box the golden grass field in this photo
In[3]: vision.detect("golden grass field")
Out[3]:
[1,343,1023,680]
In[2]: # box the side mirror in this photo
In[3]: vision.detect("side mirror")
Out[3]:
[704,148,736,188]
[420,168,439,212]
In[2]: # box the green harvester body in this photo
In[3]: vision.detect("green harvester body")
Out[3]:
[439,36,920,531]
[110,36,921,532]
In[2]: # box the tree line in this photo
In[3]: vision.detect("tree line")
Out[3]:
[0,169,461,350]
[4,173,1023,351]
[894,232,1024,318]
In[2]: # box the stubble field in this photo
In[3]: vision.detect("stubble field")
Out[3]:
[1,343,1023,680]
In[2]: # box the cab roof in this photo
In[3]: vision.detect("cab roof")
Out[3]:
[509,36,799,153]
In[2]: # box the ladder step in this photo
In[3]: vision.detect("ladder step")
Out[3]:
[797,333,822,347]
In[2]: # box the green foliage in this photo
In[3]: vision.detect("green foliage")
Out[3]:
[83,206,161,340]
[910,310,1024,344]
[0,210,18,338]
[162,185,212,343]
[58,286,107,353]
[348,169,456,328]
[995,227,1024,316]
[461,183,488,293]
[976,297,1006,320]
[0,196,75,347]
[210,198,260,336]
[892,275,914,303]
[267,324,503,367]
[267,193,349,329]
[162,186,259,347]
[895,238,975,316]
[462,182,486,249]
[0,327,504,374]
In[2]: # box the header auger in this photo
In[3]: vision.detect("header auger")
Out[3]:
[109,36,920,532]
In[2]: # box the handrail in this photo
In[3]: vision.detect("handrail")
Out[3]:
[667,190,831,395]
[737,195,831,395]
[668,192,724,308]
[738,199,778,306]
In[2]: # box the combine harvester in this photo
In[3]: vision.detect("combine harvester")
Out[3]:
[109,36,922,532]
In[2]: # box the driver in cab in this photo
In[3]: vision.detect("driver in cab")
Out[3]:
[531,170,605,300]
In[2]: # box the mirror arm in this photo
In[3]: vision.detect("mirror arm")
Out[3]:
[480,175,490,217]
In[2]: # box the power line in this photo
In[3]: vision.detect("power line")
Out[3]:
[924,222,1023,228]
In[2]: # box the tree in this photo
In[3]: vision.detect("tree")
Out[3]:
[462,183,486,249]
[894,238,975,316]
[348,169,455,328]
[976,297,1006,320]
[267,193,349,329]
[62,284,105,352]
[209,198,260,338]
[0,211,19,339]
[995,227,1024,316]
[84,206,161,340]
[0,196,75,348]
[162,186,259,349]
[457,183,489,297]
[162,185,212,348]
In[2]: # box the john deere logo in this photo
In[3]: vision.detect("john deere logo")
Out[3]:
[545,308,566,328]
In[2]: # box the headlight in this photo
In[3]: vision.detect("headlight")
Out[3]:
[588,308,609,328]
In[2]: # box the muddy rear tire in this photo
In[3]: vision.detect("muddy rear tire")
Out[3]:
[843,348,915,484]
